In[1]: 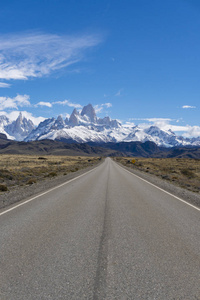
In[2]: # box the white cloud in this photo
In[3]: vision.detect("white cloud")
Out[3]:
[105,102,112,108]
[94,102,112,114]
[0,94,30,110]
[182,105,196,109]
[65,113,70,119]
[130,118,173,122]
[183,126,200,138]
[35,101,52,108]
[53,99,82,108]
[0,32,102,80]
[129,118,173,130]
[94,106,103,113]
[127,117,200,137]
[0,82,11,88]
[115,89,123,97]
[124,121,135,128]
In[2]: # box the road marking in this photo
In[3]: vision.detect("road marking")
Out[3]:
[0,166,99,217]
[117,163,200,212]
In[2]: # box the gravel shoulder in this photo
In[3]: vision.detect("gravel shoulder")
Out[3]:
[115,161,200,209]
[0,161,103,210]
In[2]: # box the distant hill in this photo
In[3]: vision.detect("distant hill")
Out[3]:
[0,134,199,158]
[0,135,122,156]
[88,141,200,159]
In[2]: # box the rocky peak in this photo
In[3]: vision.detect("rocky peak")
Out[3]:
[53,115,65,129]
[0,115,10,127]
[81,104,97,123]
[5,112,35,141]
[56,115,64,124]
[16,112,23,125]
[72,108,79,115]
[145,126,164,135]
[69,108,80,126]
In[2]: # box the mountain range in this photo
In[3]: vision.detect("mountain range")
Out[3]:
[0,133,199,158]
[0,104,199,147]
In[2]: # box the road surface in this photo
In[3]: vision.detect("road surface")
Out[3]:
[0,158,200,299]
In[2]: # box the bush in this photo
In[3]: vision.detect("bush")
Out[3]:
[26,178,37,185]
[0,184,8,191]
[47,172,57,177]
[181,169,195,178]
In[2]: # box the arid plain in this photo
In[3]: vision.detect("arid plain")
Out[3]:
[114,157,200,193]
[0,155,101,192]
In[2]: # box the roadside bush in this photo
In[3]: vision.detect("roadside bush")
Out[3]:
[38,157,47,160]
[26,178,37,185]
[47,172,57,177]
[0,184,8,191]
[181,169,195,178]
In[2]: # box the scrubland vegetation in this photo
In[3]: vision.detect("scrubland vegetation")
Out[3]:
[0,155,101,192]
[114,157,200,193]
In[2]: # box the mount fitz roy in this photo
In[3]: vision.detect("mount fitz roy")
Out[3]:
[0,104,199,147]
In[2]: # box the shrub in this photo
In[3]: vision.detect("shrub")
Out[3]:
[0,184,8,191]
[26,178,37,185]
[47,172,57,177]
[181,169,195,178]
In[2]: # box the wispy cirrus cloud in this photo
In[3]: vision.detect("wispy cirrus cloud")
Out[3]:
[0,82,11,88]
[0,94,30,110]
[53,99,82,108]
[182,105,196,109]
[115,89,123,97]
[94,102,112,113]
[0,32,102,80]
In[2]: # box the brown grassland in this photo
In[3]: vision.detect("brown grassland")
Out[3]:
[114,157,200,193]
[0,155,101,192]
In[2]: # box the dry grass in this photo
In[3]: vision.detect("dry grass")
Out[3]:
[114,157,200,193]
[0,155,101,192]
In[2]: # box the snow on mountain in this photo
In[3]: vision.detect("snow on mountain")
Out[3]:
[24,117,56,142]
[0,115,15,140]
[25,104,122,143]
[24,104,200,146]
[81,103,97,123]
[0,104,199,147]
[0,113,35,140]
[5,112,35,141]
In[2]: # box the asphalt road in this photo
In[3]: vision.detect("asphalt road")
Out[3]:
[0,158,200,299]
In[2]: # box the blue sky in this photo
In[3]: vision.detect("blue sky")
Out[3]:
[0,0,200,137]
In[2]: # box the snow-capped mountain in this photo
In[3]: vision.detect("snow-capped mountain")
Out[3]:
[0,113,35,141]
[0,104,200,147]
[5,113,35,141]
[0,115,13,139]
[25,104,122,143]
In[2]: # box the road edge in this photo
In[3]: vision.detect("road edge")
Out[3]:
[113,159,200,210]
[0,160,103,212]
